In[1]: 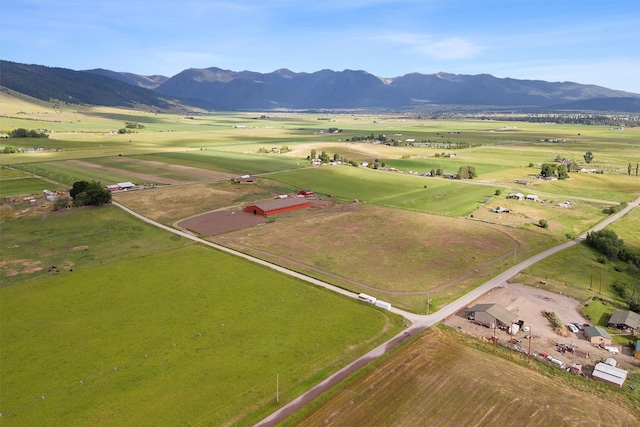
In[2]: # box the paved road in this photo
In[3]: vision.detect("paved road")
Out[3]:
[113,197,639,426]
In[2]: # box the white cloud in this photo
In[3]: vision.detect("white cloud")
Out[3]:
[377,32,483,60]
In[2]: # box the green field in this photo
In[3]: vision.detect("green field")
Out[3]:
[0,206,192,287]
[1,241,401,426]
[0,176,66,197]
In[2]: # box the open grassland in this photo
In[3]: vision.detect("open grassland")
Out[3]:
[0,244,402,426]
[286,326,640,426]
[214,203,555,312]
[515,207,640,304]
[0,205,191,287]
[10,160,144,186]
[136,150,305,175]
[0,176,66,197]
[267,166,496,217]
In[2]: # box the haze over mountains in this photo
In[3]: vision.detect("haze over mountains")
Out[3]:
[2,60,639,112]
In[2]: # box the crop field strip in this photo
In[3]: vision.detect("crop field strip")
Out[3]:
[288,327,639,426]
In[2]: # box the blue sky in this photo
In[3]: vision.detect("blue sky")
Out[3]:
[2,0,639,93]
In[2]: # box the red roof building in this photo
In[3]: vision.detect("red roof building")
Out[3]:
[244,198,311,216]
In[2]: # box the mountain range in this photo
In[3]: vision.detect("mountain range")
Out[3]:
[2,60,639,112]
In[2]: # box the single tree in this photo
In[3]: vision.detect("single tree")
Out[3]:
[310,149,316,159]
[540,163,556,177]
[636,163,639,176]
[557,164,569,180]
[629,163,633,176]
[583,151,594,164]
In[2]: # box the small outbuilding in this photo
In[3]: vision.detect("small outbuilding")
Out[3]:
[526,194,539,202]
[244,198,311,217]
[592,362,628,388]
[467,303,517,328]
[117,182,135,190]
[635,341,640,359]
[508,192,524,200]
[298,189,314,196]
[583,326,613,346]
[235,175,256,184]
[607,310,640,333]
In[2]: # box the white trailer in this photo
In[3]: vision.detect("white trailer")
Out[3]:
[374,300,392,311]
[358,293,377,304]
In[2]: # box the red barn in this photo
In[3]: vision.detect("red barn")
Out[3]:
[244,198,311,216]
[298,189,314,196]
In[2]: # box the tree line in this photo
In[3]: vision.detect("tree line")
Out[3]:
[585,228,640,311]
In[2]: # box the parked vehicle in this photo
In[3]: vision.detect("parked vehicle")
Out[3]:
[567,324,579,333]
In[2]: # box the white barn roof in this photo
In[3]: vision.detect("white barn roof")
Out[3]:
[592,362,628,387]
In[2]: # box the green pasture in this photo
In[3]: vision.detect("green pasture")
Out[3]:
[0,177,66,197]
[9,160,146,187]
[0,166,32,179]
[136,150,305,175]
[269,166,498,216]
[0,205,191,287]
[0,244,400,426]
[608,208,640,252]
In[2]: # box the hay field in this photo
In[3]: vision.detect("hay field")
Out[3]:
[287,327,639,426]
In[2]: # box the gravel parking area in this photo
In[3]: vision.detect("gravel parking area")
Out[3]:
[444,283,638,369]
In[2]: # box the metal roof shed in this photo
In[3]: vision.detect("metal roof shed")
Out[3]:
[244,198,311,216]
[592,362,628,388]
[467,303,517,326]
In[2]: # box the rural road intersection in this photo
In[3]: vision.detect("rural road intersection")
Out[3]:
[113,197,639,426]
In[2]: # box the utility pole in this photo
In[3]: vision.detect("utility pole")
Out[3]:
[276,374,279,403]
[426,293,430,315]
[589,270,593,291]
[599,268,603,295]
[528,327,532,360]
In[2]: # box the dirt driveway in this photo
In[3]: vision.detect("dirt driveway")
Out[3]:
[444,283,638,370]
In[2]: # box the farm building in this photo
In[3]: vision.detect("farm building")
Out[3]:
[592,362,628,388]
[235,175,256,184]
[515,179,530,185]
[298,190,314,196]
[492,206,510,213]
[105,182,136,192]
[607,310,640,333]
[508,192,524,200]
[467,303,517,328]
[583,326,612,346]
[526,194,539,202]
[244,198,311,217]
[635,341,640,359]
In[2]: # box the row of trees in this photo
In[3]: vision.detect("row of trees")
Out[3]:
[5,128,49,138]
[585,229,640,311]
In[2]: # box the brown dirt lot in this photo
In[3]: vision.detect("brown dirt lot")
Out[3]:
[444,283,639,370]
[177,209,267,236]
